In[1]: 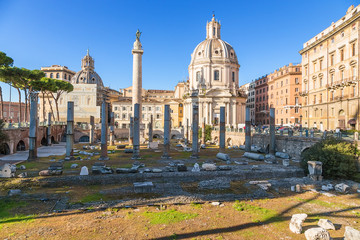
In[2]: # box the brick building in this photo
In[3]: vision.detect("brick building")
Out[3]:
[254,75,269,125]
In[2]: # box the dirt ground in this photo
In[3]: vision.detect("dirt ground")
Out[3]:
[0,191,359,240]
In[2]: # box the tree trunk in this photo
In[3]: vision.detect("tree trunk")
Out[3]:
[42,91,46,122]
[17,88,22,123]
[51,92,60,121]
[0,86,3,119]
[24,89,28,122]
[47,92,55,121]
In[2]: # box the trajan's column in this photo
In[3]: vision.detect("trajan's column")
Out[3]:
[132,29,143,121]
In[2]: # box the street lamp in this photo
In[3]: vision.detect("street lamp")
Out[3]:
[299,115,303,137]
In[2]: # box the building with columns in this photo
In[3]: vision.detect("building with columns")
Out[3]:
[40,50,107,124]
[183,15,246,129]
[299,4,360,130]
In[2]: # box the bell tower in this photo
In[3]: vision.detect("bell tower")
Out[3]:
[206,14,221,39]
[81,49,95,71]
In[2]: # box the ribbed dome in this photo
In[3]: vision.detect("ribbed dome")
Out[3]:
[190,38,238,66]
[71,70,104,87]
[71,50,104,87]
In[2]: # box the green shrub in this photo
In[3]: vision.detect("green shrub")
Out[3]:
[301,137,358,180]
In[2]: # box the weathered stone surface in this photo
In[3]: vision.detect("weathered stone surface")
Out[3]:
[308,161,323,175]
[317,219,335,230]
[219,165,231,171]
[177,164,187,172]
[116,168,137,174]
[8,189,21,196]
[289,213,308,234]
[18,172,27,178]
[199,177,230,189]
[202,163,217,171]
[335,183,350,193]
[243,152,264,160]
[152,168,163,173]
[192,163,200,172]
[80,166,89,175]
[304,227,330,240]
[282,159,290,167]
[344,226,360,240]
[216,153,230,161]
[39,170,51,176]
[71,164,78,169]
[134,182,154,193]
[275,152,290,159]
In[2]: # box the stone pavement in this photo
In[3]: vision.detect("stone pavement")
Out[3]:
[0,142,66,161]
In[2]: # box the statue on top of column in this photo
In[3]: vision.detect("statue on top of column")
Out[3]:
[136,29,141,41]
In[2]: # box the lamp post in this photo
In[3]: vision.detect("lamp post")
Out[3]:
[299,115,303,137]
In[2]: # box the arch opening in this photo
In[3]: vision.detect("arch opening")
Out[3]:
[16,140,26,151]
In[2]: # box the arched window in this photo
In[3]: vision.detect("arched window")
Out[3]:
[50,73,53,78]
[214,70,219,81]
[56,73,60,78]
[87,98,91,105]
[196,71,201,81]
[64,74,67,80]
[68,75,71,80]
[44,73,47,77]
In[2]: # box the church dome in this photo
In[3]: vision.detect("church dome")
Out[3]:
[71,50,104,87]
[190,16,239,66]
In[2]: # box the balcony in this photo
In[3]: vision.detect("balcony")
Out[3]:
[283,104,302,109]
[299,90,309,96]
[326,77,358,89]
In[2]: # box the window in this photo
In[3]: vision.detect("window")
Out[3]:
[314,47,317,53]
[331,37,334,43]
[313,62,316,72]
[331,74,334,84]
[341,31,345,37]
[320,93,322,103]
[50,73,53,78]
[64,74,67,80]
[305,67,308,75]
[341,70,344,80]
[68,75,71,80]
[196,71,201,81]
[281,81,283,87]
[352,43,356,56]
[353,66,356,78]
[340,49,344,61]
[295,108,299,113]
[314,95,317,104]
[122,114,126,119]
[295,88,298,92]
[331,91,334,100]
[319,78,322,87]
[232,72,235,82]
[320,60,323,70]
[295,97,299,105]
[295,78,299,84]
[214,70,219,80]
[56,73,60,78]
[156,106,161,111]
[313,80,316,89]
[44,73,47,77]
[156,114,160,119]
[330,54,334,65]
[353,86,356,97]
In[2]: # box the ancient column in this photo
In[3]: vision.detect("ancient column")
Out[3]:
[129,117,134,145]
[109,112,115,146]
[28,92,38,161]
[65,101,74,161]
[47,112,52,146]
[202,117,206,145]
[185,118,189,144]
[132,103,140,159]
[245,107,251,152]
[162,105,171,159]
[132,30,143,123]
[191,103,199,158]
[148,114,153,142]
[269,108,276,155]
[226,102,230,127]
[99,100,109,160]
[89,116,94,144]
[219,106,226,151]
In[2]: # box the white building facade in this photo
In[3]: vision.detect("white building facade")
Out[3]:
[183,15,246,128]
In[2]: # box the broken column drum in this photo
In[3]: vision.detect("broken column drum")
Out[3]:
[28,92,39,161]
[65,101,74,160]
[269,108,275,155]
[162,105,171,159]
[245,107,251,152]
[89,115,95,144]
[132,103,141,159]
[47,112,52,146]
[191,103,199,158]
[219,106,225,150]
[99,100,109,160]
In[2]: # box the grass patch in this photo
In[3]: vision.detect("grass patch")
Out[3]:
[143,209,198,225]
[78,193,107,203]
[0,199,27,219]
[233,200,281,223]
[190,202,202,209]
[295,197,349,209]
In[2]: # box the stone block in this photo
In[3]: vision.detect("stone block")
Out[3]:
[199,177,230,189]
[80,166,89,175]
[308,161,323,175]
[177,164,187,172]
[219,165,231,171]
[134,182,154,193]
[275,152,290,159]
[335,183,350,193]
[191,163,200,172]
[344,226,360,240]
[289,213,308,234]
[243,152,264,160]
[304,227,330,240]
[202,163,217,171]
[216,153,230,161]
[317,219,335,230]
[148,142,159,149]
[8,189,21,196]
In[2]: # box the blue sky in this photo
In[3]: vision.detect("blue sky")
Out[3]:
[0,0,358,101]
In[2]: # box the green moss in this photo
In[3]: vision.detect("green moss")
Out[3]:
[78,193,107,203]
[143,209,198,225]
[0,199,27,219]
[190,202,202,209]
[233,201,281,223]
